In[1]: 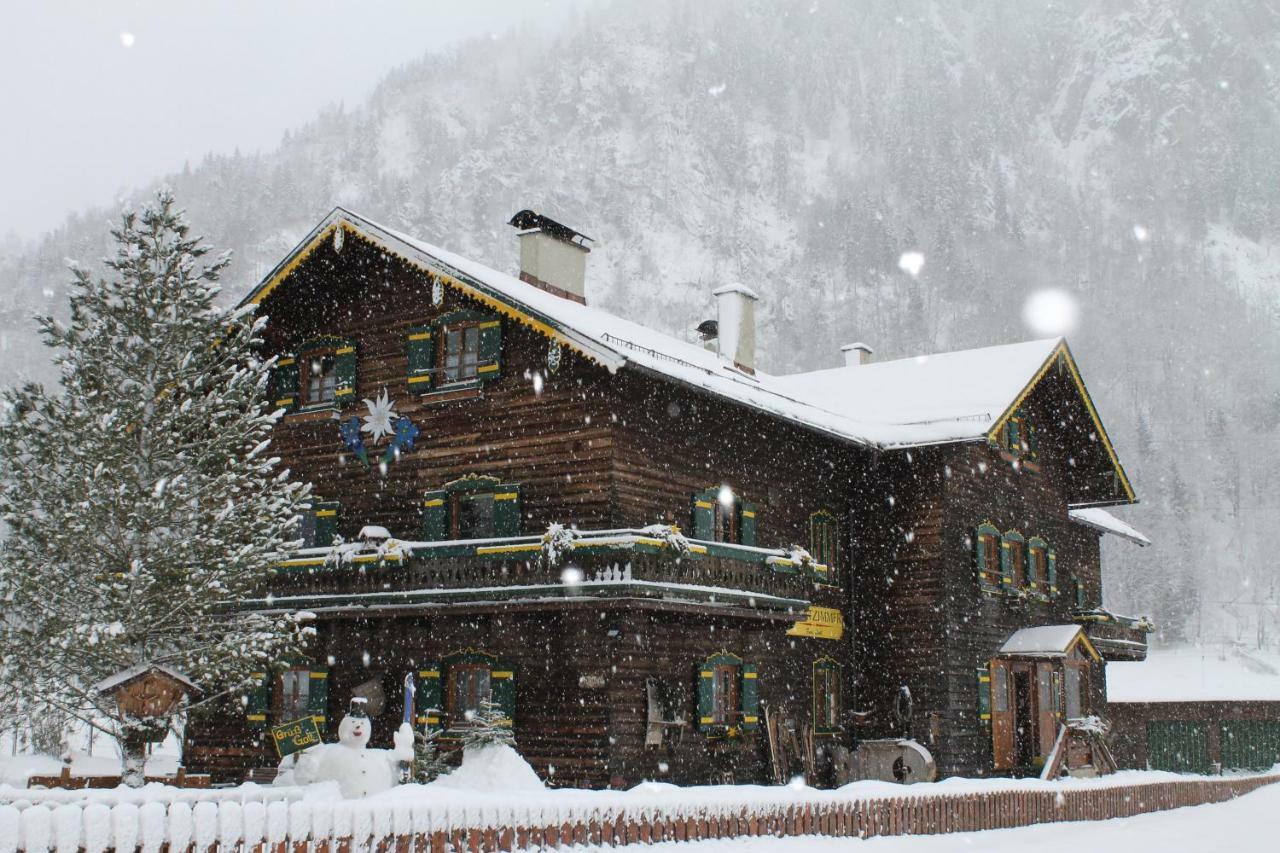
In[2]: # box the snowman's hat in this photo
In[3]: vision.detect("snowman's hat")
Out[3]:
[348,697,370,718]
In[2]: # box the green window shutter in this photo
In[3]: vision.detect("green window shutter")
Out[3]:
[1075,579,1086,608]
[492,662,515,727]
[406,325,435,391]
[416,663,443,730]
[245,671,271,727]
[1007,417,1021,451]
[1047,548,1058,596]
[975,526,1001,593]
[739,501,758,546]
[421,490,448,541]
[333,341,358,403]
[691,489,715,540]
[314,501,340,547]
[696,665,715,730]
[493,484,522,537]
[977,664,992,723]
[477,319,502,382]
[740,662,760,731]
[307,666,329,733]
[1026,422,1039,460]
[272,355,299,412]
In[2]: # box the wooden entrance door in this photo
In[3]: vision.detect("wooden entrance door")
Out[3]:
[992,658,1058,772]
[1013,668,1036,767]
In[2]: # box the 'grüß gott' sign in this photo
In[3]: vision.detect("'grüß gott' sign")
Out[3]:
[270,716,323,758]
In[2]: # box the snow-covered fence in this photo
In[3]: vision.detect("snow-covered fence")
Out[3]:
[1,773,1277,851]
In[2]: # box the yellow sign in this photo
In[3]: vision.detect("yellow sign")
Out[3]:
[787,606,844,640]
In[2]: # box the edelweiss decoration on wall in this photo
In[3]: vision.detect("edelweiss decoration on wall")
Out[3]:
[339,389,419,470]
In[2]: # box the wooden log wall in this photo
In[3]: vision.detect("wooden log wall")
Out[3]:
[5,773,1276,852]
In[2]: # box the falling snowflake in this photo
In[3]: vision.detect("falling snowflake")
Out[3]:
[119,32,135,48]
[1021,288,1079,336]
[898,251,925,277]
[361,389,398,443]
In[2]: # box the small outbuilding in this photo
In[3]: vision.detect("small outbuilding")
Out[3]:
[1107,646,1280,773]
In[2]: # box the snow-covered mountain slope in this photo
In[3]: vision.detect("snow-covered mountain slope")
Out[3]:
[3,0,1279,640]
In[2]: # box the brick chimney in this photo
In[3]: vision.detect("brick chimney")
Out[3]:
[841,342,874,366]
[508,209,592,304]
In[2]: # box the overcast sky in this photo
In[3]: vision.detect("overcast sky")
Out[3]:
[1,1,586,242]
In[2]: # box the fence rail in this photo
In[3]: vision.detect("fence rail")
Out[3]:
[2,773,1277,852]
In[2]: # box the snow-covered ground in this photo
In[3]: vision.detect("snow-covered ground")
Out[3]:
[1108,643,1280,703]
[642,779,1280,852]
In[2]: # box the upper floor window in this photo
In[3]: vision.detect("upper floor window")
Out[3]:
[974,522,1002,592]
[1000,408,1038,461]
[441,323,482,384]
[809,511,839,568]
[421,475,522,541]
[405,308,502,393]
[691,486,757,546]
[1028,537,1048,592]
[245,664,328,731]
[1003,530,1026,587]
[304,351,338,405]
[272,337,357,411]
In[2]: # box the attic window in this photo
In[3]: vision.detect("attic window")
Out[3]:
[1001,409,1038,462]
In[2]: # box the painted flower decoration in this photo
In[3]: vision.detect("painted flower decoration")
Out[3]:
[361,389,398,444]
[339,415,369,466]
[392,416,419,452]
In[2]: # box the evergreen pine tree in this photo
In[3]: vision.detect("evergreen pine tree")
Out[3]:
[413,727,451,783]
[0,191,311,785]
[461,697,515,751]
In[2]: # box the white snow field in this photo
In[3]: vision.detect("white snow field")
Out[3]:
[642,779,1280,852]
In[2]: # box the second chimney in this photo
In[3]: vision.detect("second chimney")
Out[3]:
[508,209,592,304]
[713,283,759,372]
[840,342,874,366]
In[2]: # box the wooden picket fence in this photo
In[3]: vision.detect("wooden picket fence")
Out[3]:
[2,773,1277,852]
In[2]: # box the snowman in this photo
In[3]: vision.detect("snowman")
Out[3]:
[281,698,415,798]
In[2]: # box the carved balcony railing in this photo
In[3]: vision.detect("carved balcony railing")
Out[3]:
[249,528,835,616]
[1073,608,1153,661]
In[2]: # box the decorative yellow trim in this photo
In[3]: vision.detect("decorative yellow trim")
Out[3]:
[742,715,759,724]
[694,500,714,509]
[743,671,758,680]
[311,715,325,724]
[494,492,519,501]
[247,223,340,307]
[423,498,445,507]
[700,671,714,678]
[407,375,432,385]
[310,671,327,679]
[478,320,501,329]
[699,716,715,724]
[315,509,337,518]
[418,670,439,678]
[1068,631,1104,664]
[477,363,499,373]
[491,671,514,679]
[741,510,756,519]
[334,346,355,355]
[247,714,267,722]
[276,357,295,367]
[987,343,1135,503]
[407,332,432,341]
[474,543,541,555]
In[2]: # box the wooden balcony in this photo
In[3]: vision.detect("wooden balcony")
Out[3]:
[251,529,831,618]
[1073,608,1153,661]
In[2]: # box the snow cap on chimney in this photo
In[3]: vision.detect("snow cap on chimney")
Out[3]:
[713,283,759,373]
[508,209,592,304]
[841,342,874,367]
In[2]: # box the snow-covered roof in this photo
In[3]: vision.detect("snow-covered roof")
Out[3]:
[1108,645,1280,703]
[1000,625,1096,659]
[771,338,1062,443]
[91,663,197,695]
[1068,507,1151,546]
[241,208,1124,459]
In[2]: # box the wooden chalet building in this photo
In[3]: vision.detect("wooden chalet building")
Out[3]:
[185,208,1152,787]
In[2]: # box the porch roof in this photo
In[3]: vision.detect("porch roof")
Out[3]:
[1000,625,1099,661]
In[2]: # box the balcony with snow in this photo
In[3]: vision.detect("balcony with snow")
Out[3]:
[252,525,833,621]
